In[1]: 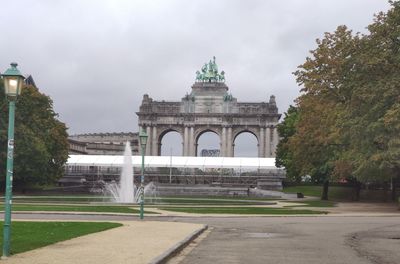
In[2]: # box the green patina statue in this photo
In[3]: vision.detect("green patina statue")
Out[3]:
[195,56,225,83]
[223,92,233,102]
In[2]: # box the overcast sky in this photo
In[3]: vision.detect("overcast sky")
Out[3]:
[0,0,391,155]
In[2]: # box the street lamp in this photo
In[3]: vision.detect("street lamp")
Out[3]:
[1,62,25,258]
[139,129,148,219]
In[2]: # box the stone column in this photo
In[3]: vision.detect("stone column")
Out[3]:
[272,126,279,157]
[265,127,271,157]
[146,126,152,156]
[259,127,265,157]
[189,127,195,156]
[152,126,157,156]
[227,127,233,157]
[183,126,189,156]
[221,126,227,157]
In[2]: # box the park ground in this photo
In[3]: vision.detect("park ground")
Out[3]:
[0,185,398,264]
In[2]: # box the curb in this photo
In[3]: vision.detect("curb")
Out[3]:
[149,224,208,264]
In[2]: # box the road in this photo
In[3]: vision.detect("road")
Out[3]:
[166,216,400,264]
[11,213,400,264]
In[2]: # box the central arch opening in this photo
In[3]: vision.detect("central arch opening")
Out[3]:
[196,130,220,157]
[160,130,183,156]
[234,131,258,157]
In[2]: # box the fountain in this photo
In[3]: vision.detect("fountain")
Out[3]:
[103,141,157,203]
[144,181,158,203]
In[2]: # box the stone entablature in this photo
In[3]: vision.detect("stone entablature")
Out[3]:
[137,82,281,157]
[68,139,88,154]
[68,132,139,155]
[69,132,137,143]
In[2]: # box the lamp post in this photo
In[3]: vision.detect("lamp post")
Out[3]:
[139,129,148,219]
[1,63,25,258]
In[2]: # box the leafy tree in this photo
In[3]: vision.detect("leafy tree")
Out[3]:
[289,1,400,200]
[292,25,358,200]
[275,105,301,182]
[339,2,400,200]
[0,80,68,190]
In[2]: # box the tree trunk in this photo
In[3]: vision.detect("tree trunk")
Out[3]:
[392,173,398,202]
[353,181,361,201]
[383,182,389,202]
[321,180,329,200]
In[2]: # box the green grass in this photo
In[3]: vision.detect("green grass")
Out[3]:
[283,186,323,197]
[161,207,327,215]
[283,185,353,200]
[154,198,274,205]
[12,196,106,203]
[3,221,122,255]
[12,195,279,203]
[9,195,280,207]
[284,200,336,207]
[161,196,279,201]
[9,195,280,206]
[0,204,158,214]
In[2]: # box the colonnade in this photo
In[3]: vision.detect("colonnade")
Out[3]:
[140,125,279,158]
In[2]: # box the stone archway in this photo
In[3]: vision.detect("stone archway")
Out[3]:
[137,58,281,157]
[195,128,221,157]
[233,129,259,157]
[158,129,184,156]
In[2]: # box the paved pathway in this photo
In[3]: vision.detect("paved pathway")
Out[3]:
[1,221,203,264]
[167,216,400,264]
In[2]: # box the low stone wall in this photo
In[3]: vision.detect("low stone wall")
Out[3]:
[257,180,283,191]
[59,169,286,196]
[156,184,248,197]
[154,184,282,198]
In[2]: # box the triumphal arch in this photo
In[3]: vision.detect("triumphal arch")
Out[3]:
[137,57,281,157]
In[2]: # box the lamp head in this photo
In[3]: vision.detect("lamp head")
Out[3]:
[2,62,25,99]
[139,129,148,148]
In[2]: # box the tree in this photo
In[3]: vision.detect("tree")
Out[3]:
[275,105,301,182]
[289,1,400,201]
[292,25,358,200]
[339,2,400,200]
[0,80,69,189]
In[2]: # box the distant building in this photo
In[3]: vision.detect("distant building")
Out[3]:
[68,139,88,154]
[68,132,139,155]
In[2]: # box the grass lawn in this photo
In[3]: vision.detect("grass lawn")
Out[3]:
[11,195,279,205]
[154,197,274,205]
[0,204,158,214]
[3,221,122,255]
[12,196,106,204]
[13,196,154,204]
[161,196,279,201]
[283,186,353,200]
[9,195,279,207]
[161,207,327,215]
